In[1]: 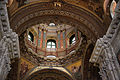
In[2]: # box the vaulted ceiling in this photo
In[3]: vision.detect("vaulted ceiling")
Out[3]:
[6,0,113,80]
[8,0,103,18]
[8,0,107,42]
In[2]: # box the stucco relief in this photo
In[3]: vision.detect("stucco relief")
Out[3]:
[10,2,104,42]
[12,10,98,41]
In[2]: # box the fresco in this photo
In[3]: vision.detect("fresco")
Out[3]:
[66,59,82,80]
[20,57,35,79]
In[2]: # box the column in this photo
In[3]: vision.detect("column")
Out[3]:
[75,26,78,41]
[42,30,47,48]
[44,30,47,49]
[63,30,66,48]
[66,37,68,48]
[56,31,58,49]
[78,31,81,40]
[60,30,63,48]
[57,31,61,49]
[36,27,41,53]
[38,29,41,47]
[40,29,43,48]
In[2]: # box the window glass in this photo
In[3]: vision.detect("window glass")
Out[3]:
[47,55,56,58]
[70,34,76,45]
[47,46,51,48]
[28,35,31,41]
[52,46,56,48]
[49,23,55,27]
[47,42,51,45]
[47,39,56,48]
[28,32,34,42]
[72,37,76,44]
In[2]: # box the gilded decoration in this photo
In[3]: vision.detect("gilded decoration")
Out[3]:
[20,57,35,79]
[1,0,120,80]
[66,59,81,73]
[19,29,87,66]
[24,67,74,80]
[10,2,105,42]
[9,0,103,19]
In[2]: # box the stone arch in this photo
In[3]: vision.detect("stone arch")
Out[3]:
[24,66,75,80]
[10,2,106,42]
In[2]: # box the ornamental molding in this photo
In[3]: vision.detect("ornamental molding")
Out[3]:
[19,32,86,66]
[24,67,74,80]
[0,0,20,59]
[90,37,120,80]
[10,2,105,41]
[90,0,120,64]
[0,0,20,80]
[90,1,120,80]
[16,15,97,41]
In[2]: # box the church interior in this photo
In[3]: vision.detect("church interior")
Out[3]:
[0,0,120,80]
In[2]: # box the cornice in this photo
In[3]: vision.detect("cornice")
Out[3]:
[10,2,105,42]
[10,0,103,22]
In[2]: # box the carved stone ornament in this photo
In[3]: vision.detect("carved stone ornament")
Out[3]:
[0,0,20,80]
[90,1,120,80]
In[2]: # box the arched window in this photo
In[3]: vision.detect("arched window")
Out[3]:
[70,34,76,45]
[49,23,56,27]
[28,32,34,42]
[47,39,56,48]
[46,55,56,58]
